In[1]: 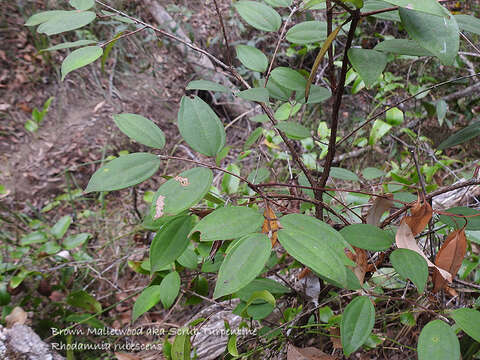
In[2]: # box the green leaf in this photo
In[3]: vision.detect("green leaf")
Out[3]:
[235,45,268,72]
[247,167,270,184]
[237,88,270,103]
[244,127,263,150]
[61,46,103,81]
[399,7,459,66]
[243,290,276,319]
[347,48,387,88]
[150,216,193,272]
[303,85,332,104]
[249,114,269,123]
[386,107,404,126]
[286,21,328,44]
[270,67,307,92]
[374,39,433,56]
[63,233,91,250]
[362,1,400,21]
[450,308,480,343]
[42,39,97,52]
[132,285,162,322]
[177,248,198,269]
[275,122,310,140]
[340,224,394,251]
[37,11,96,36]
[382,0,446,16]
[0,283,11,306]
[369,119,392,145]
[50,215,72,239]
[278,214,349,287]
[436,100,447,126]
[213,233,271,298]
[417,320,460,360]
[274,102,302,121]
[235,278,290,302]
[362,167,385,180]
[25,10,69,26]
[67,290,102,313]
[159,271,181,309]
[85,152,160,192]
[39,240,61,255]
[390,249,428,293]
[233,1,281,32]
[171,330,191,360]
[178,96,226,157]
[190,206,263,242]
[150,167,212,219]
[20,231,48,246]
[113,113,166,149]
[264,0,293,7]
[69,0,95,10]
[438,121,480,149]
[185,80,230,93]
[341,296,375,356]
[222,164,241,195]
[265,78,293,101]
[439,207,480,230]
[455,15,480,35]
[323,166,360,182]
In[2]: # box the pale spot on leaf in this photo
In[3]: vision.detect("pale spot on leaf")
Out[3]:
[174,176,189,186]
[154,195,165,219]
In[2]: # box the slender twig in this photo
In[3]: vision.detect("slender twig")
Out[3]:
[211,0,232,66]
[338,72,480,146]
[317,9,361,217]
[265,5,297,84]
[326,0,336,93]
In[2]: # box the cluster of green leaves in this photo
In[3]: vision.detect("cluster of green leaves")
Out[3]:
[22,0,480,358]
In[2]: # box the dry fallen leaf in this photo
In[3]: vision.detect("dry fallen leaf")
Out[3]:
[365,194,394,226]
[404,195,433,236]
[432,227,467,293]
[5,306,28,328]
[396,221,452,283]
[346,247,368,284]
[287,344,337,360]
[329,327,342,349]
[262,205,279,246]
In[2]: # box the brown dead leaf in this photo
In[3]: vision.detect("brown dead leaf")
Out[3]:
[348,247,368,284]
[298,267,311,280]
[5,306,28,328]
[432,227,467,293]
[262,205,279,246]
[365,194,394,226]
[404,195,433,236]
[287,344,337,360]
[396,221,452,283]
[115,353,141,360]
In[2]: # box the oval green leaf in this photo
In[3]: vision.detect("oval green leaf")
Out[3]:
[63,233,91,250]
[186,80,230,93]
[150,216,194,272]
[374,39,433,56]
[264,0,293,7]
[159,271,181,309]
[150,167,213,219]
[341,296,375,356]
[178,96,226,157]
[455,15,480,35]
[113,113,166,149]
[51,215,72,239]
[190,206,264,242]
[417,320,460,360]
[70,0,95,10]
[438,121,480,150]
[132,285,162,322]
[25,10,70,26]
[275,122,310,140]
[85,152,160,193]
[450,308,480,343]
[37,11,96,36]
[270,67,307,92]
[340,224,394,251]
[390,248,428,293]
[399,7,459,66]
[439,206,480,230]
[286,21,327,44]
[61,46,103,81]
[382,0,447,17]
[67,290,102,313]
[237,88,270,103]
[236,45,268,72]
[42,39,97,52]
[233,1,281,32]
[347,48,387,88]
[213,233,271,299]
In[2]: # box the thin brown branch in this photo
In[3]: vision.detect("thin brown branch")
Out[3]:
[211,0,232,66]
[326,0,336,92]
[317,9,361,217]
